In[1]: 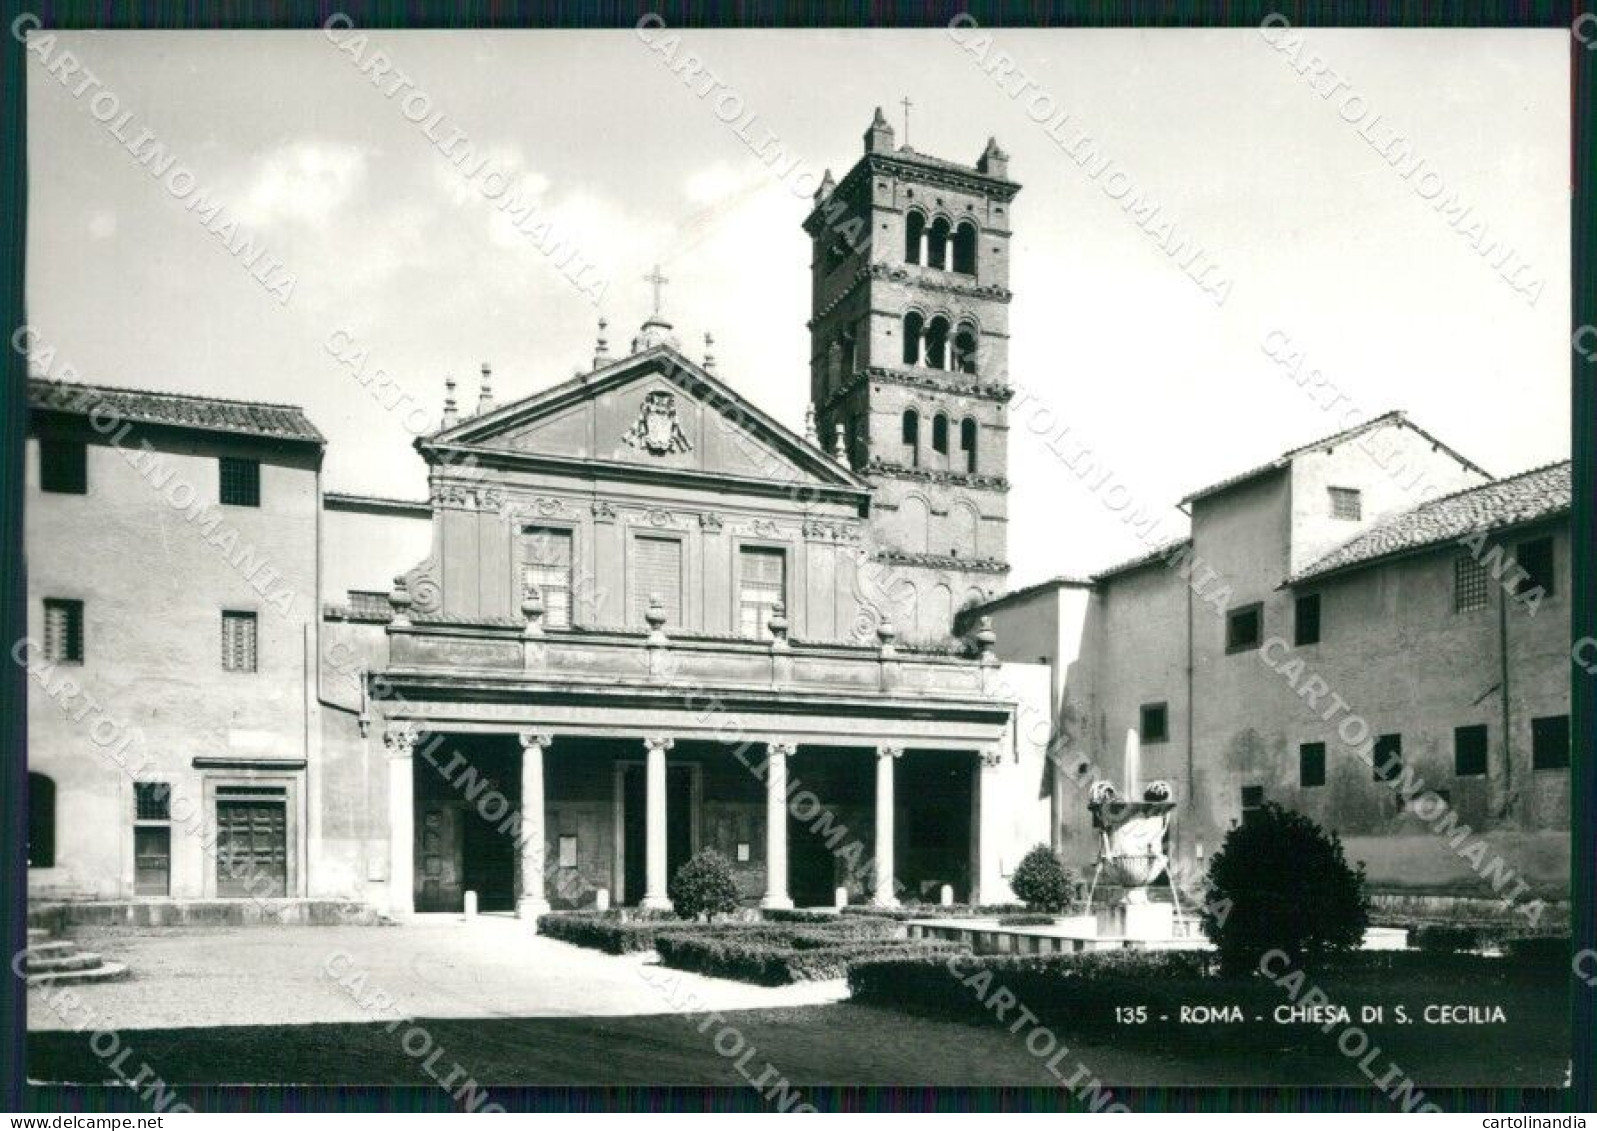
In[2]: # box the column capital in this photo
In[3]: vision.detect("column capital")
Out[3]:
[768,740,797,759]
[876,744,904,761]
[383,724,421,755]
[518,731,554,751]
[979,748,1004,768]
[643,735,675,754]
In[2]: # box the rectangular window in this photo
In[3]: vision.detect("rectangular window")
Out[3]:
[522,527,574,629]
[43,599,84,664]
[558,835,579,869]
[632,536,683,629]
[134,826,171,897]
[134,782,171,821]
[222,610,258,672]
[1515,537,1554,598]
[1328,487,1362,520]
[739,546,787,639]
[1226,603,1262,653]
[1531,715,1569,771]
[1299,742,1326,788]
[1139,702,1169,744]
[1455,555,1488,612]
[1241,785,1264,826]
[39,438,87,494]
[219,457,260,507]
[1454,725,1488,777]
[1294,593,1321,646]
[1373,734,1402,783]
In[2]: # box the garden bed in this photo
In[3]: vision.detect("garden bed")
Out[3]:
[840,903,1025,923]
[655,934,965,985]
[535,910,903,956]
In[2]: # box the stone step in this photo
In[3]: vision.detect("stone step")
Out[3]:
[25,951,103,974]
[28,960,130,987]
[28,928,51,944]
[26,940,77,957]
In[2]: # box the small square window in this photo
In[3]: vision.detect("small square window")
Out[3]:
[1514,537,1554,599]
[558,834,579,868]
[43,599,84,664]
[1299,742,1326,788]
[1294,593,1321,646]
[222,610,258,673]
[1531,715,1568,771]
[1226,603,1262,653]
[1373,734,1402,783]
[134,782,171,821]
[1455,555,1488,612]
[219,457,260,507]
[1454,725,1488,777]
[40,438,87,494]
[1328,487,1362,520]
[1139,702,1169,744]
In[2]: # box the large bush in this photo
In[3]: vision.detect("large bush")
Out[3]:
[668,848,741,921]
[1200,801,1368,975]
[1009,844,1074,914]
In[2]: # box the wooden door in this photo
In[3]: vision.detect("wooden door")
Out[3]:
[415,802,465,912]
[216,800,287,897]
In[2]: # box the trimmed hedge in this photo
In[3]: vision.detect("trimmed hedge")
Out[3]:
[537,911,902,955]
[760,908,843,924]
[537,912,700,953]
[841,903,1024,923]
[656,934,965,985]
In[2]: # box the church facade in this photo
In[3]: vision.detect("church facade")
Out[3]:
[23,114,1053,917]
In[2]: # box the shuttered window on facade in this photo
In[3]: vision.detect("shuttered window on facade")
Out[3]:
[222,610,258,672]
[739,547,787,639]
[522,527,574,628]
[632,536,683,629]
[43,599,84,663]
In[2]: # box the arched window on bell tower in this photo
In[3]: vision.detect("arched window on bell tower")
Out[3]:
[952,323,978,374]
[924,316,950,370]
[952,220,978,275]
[932,413,950,467]
[960,418,978,473]
[901,408,920,467]
[902,312,925,366]
[905,210,926,265]
[927,218,951,270]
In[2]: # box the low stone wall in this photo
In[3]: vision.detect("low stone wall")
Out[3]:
[1368,891,1570,929]
[28,899,389,931]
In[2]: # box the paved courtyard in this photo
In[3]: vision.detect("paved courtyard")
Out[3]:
[28,916,846,1032]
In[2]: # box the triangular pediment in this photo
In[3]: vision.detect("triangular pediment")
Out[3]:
[425,346,867,491]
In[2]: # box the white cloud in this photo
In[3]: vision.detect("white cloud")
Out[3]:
[235,141,368,228]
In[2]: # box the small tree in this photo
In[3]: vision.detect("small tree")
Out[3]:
[1010,843,1074,914]
[1201,802,1369,976]
[669,848,740,921]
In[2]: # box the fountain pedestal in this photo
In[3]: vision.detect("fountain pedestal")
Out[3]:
[1096,886,1176,941]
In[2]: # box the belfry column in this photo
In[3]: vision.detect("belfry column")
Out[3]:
[761,742,796,910]
[873,745,903,907]
[641,736,674,910]
[518,732,553,922]
[383,726,419,917]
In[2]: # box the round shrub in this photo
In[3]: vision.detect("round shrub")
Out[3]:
[1201,801,1369,976]
[669,848,741,921]
[1009,843,1074,914]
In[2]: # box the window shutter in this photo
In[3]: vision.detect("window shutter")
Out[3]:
[523,528,574,628]
[739,547,786,638]
[632,537,682,628]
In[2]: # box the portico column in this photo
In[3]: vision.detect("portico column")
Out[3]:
[517,732,553,922]
[640,736,674,910]
[383,726,419,917]
[761,742,796,910]
[873,745,903,907]
[973,748,1007,905]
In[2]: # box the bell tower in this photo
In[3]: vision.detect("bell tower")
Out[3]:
[804,108,1019,642]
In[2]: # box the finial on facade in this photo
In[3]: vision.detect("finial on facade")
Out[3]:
[703,331,716,373]
[768,601,790,651]
[644,592,669,645]
[975,615,998,665]
[864,105,895,154]
[815,168,835,202]
[388,574,413,626]
[477,362,494,415]
[521,586,545,637]
[441,374,458,429]
[832,422,848,462]
[804,404,820,445]
[593,316,610,368]
[876,613,898,656]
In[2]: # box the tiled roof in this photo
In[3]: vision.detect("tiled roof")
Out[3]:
[1091,537,1194,583]
[1291,460,1571,584]
[1177,411,1487,506]
[28,379,323,443]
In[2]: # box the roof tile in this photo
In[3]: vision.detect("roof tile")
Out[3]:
[28,379,323,443]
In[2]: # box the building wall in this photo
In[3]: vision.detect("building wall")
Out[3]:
[25,423,319,900]
[322,497,432,602]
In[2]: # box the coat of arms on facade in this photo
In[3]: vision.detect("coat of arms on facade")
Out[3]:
[623,390,693,455]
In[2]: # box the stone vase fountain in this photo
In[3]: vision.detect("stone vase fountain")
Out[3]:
[1085,730,1182,941]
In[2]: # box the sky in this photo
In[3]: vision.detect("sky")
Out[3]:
[25,27,1570,586]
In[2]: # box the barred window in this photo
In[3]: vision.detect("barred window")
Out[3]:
[40,438,87,494]
[43,599,84,664]
[522,527,574,629]
[219,457,260,507]
[1454,555,1488,612]
[134,781,171,821]
[739,547,786,639]
[631,536,682,629]
[222,610,258,672]
[1328,487,1362,520]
